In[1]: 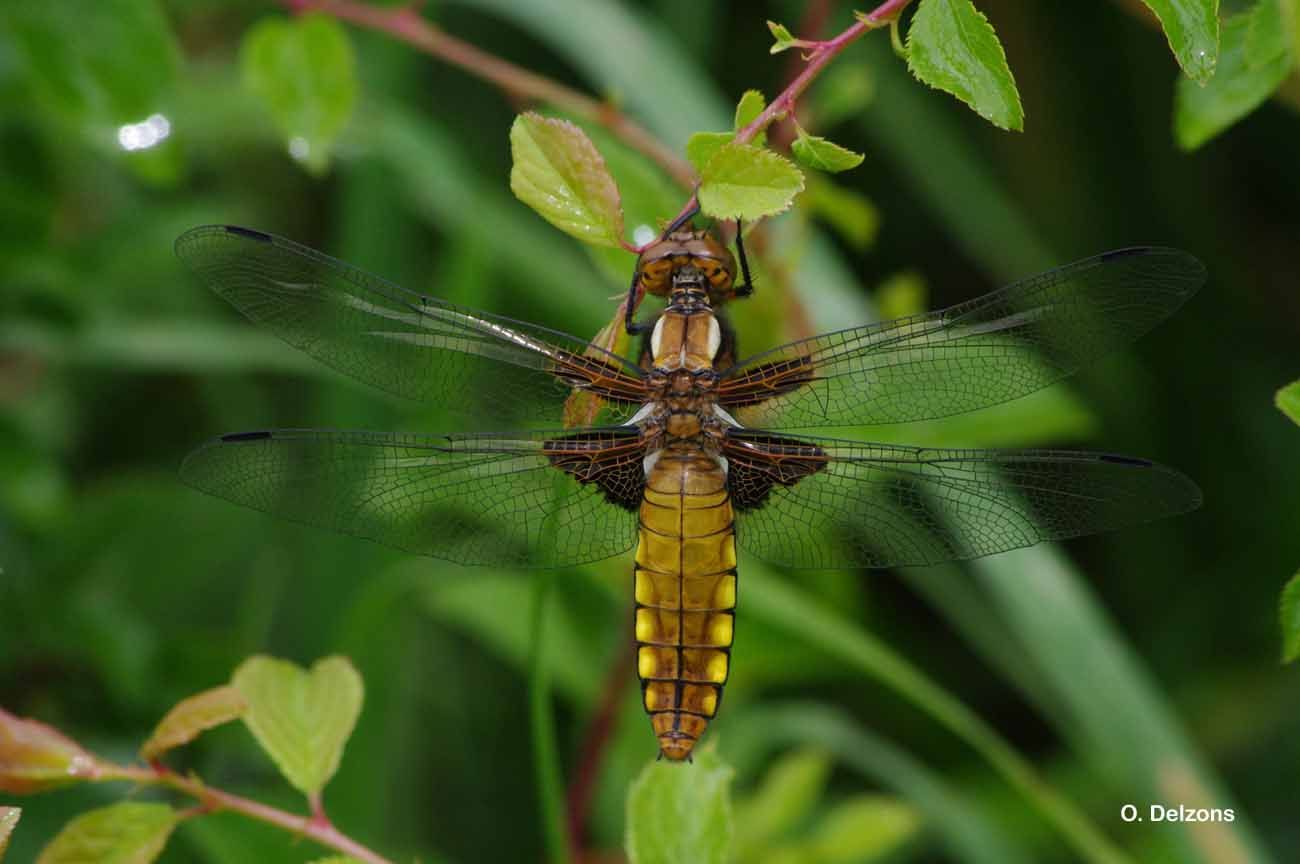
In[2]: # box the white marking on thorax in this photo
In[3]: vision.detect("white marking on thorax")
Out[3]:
[706,316,721,359]
[716,455,729,477]
[650,316,665,359]
[626,402,659,426]
[642,449,662,478]
[713,405,743,427]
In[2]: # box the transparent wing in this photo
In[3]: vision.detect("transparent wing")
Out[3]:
[180,427,644,567]
[718,247,1204,428]
[725,431,1201,569]
[175,225,648,424]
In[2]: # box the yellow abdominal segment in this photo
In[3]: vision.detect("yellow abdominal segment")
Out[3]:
[635,451,736,761]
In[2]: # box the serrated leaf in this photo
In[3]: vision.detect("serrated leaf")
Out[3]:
[240,13,357,173]
[734,749,831,859]
[698,143,804,221]
[509,113,625,247]
[734,90,768,146]
[36,803,178,864]
[0,807,20,860]
[1277,379,1300,425]
[139,685,248,761]
[686,131,735,173]
[791,131,865,173]
[231,655,363,796]
[1282,572,1300,663]
[906,0,1024,131]
[1140,0,1221,82]
[1174,10,1292,149]
[0,708,100,793]
[809,795,921,860]
[626,746,733,864]
[768,20,797,53]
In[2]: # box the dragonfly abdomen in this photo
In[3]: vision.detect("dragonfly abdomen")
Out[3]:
[634,450,735,761]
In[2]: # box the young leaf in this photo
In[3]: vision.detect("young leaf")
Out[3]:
[905,0,1025,131]
[626,746,734,864]
[240,14,357,174]
[1174,9,1292,150]
[36,803,178,864]
[808,795,921,859]
[509,113,626,248]
[791,130,866,173]
[0,708,100,793]
[0,807,20,859]
[231,655,364,797]
[734,749,831,859]
[698,143,805,221]
[1275,379,1300,425]
[686,131,735,173]
[1282,572,1300,663]
[139,685,248,761]
[1140,0,1221,83]
[734,90,768,140]
[768,20,797,54]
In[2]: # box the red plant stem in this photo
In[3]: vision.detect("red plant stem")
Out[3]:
[631,0,914,254]
[108,764,392,864]
[565,634,635,854]
[282,0,695,188]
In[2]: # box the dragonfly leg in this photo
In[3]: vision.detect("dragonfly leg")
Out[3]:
[625,271,651,335]
[733,220,754,298]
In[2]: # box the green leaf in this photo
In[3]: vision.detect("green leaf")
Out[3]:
[734,89,768,141]
[0,807,19,860]
[734,749,831,859]
[0,708,100,793]
[139,685,248,761]
[1281,572,1300,663]
[768,20,797,54]
[231,655,364,796]
[806,796,921,861]
[2,0,180,125]
[686,131,736,173]
[509,112,626,248]
[1174,9,1292,149]
[1275,379,1300,425]
[1246,0,1290,61]
[803,179,880,249]
[1140,0,1221,82]
[905,0,1024,131]
[36,803,178,864]
[791,130,866,172]
[697,143,805,221]
[626,745,733,864]
[240,13,357,173]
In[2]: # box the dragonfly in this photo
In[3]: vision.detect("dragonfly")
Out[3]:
[175,223,1204,761]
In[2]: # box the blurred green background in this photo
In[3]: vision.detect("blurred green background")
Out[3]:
[2,1,1299,862]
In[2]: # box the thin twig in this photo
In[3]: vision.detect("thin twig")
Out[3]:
[106,764,391,864]
[283,0,695,187]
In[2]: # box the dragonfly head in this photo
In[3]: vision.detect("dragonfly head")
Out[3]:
[635,230,738,307]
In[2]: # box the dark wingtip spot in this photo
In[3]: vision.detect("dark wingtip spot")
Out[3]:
[224,225,272,242]
[1099,453,1153,467]
[1099,247,1149,262]
[221,430,272,443]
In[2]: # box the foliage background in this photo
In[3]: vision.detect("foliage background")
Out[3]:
[2,0,1299,862]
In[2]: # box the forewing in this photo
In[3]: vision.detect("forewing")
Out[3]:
[175,225,648,424]
[725,432,1201,569]
[719,248,1204,428]
[180,427,643,567]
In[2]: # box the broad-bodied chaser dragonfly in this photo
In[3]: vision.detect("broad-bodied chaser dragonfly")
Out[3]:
[176,224,1202,760]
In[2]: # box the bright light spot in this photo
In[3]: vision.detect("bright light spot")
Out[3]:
[117,113,171,151]
[288,136,310,161]
[633,224,656,246]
